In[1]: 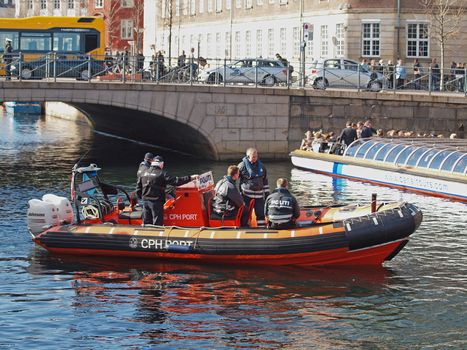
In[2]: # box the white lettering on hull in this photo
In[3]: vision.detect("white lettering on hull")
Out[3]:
[130,238,194,250]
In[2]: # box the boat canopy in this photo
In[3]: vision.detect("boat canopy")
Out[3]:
[343,138,467,175]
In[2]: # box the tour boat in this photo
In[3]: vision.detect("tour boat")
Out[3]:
[27,164,423,267]
[291,138,467,202]
[3,101,42,114]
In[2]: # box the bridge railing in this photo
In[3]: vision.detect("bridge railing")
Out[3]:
[2,53,467,95]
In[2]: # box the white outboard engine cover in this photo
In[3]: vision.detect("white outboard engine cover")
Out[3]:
[27,199,60,236]
[42,194,74,224]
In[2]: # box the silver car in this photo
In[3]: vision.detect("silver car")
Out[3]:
[307,58,384,91]
[198,58,291,86]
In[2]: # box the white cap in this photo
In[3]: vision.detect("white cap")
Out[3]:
[5,38,12,42]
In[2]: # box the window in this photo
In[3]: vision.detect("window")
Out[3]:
[95,0,103,7]
[268,28,274,57]
[235,31,240,58]
[245,31,251,56]
[441,152,463,172]
[216,0,222,11]
[176,0,180,15]
[27,0,33,9]
[121,19,134,40]
[245,0,253,8]
[40,0,46,10]
[335,23,344,57]
[279,0,288,4]
[68,0,74,9]
[407,23,429,57]
[183,0,188,15]
[206,33,212,57]
[280,28,286,57]
[293,27,299,58]
[320,25,328,57]
[226,0,231,10]
[121,0,134,7]
[256,29,262,57]
[53,0,60,9]
[362,22,380,57]
[453,155,466,174]
[199,0,204,13]
[257,0,263,4]
[207,0,212,12]
[0,31,19,51]
[216,32,221,57]
[236,0,241,8]
[190,0,196,14]
[53,32,81,52]
[225,32,231,57]
[20,32,52,52]
[162,0,166,18]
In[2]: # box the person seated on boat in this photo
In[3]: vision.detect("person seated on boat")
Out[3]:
[300,130,313,151]
[137,152,154,182]
[136,155,198,226]
[265,178,300,230]
[211,165,245,219]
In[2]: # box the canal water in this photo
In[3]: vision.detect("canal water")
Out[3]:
[0,111,465,349]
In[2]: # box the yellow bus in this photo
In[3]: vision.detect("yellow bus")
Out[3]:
[1,16,105,79]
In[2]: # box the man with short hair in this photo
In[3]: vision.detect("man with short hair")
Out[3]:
[238,148,269,227]
[136,152,154,183]
[136,155,198,225]
[211,165,244,219]
[3,38,13,81]
[265,178,300,229]
[361,120,376,138]
[338,121,358,147]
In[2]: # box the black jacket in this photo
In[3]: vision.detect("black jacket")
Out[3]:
[3,43,12,63]
[265,188,300,225]
[136,166,191,201]
[361,126,376,138]
[212,176,244,215]
[136,160,151,180]
[338,127,358,146]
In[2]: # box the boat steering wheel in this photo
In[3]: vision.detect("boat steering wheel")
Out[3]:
[82,205,100,219]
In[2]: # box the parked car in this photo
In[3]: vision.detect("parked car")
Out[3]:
[12,55,107,80]
[198,58,292,86]
[307,58,384,91]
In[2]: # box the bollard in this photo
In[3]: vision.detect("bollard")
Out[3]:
[371,193,377,213]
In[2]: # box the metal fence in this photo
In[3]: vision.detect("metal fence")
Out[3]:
[1,53,467,95]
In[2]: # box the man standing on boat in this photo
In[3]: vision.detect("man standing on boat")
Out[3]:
[238,148,269,227]
[338,121,358,147]
[212,165,244,219]
[3,38,13,81]
[265,178,300,229]
[137,156,198,226]
[137,152,154,181]
[361,120,377,138]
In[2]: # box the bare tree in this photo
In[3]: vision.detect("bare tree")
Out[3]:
[420,0,464,90]
[132,0,144,52]
[106,0,122,51]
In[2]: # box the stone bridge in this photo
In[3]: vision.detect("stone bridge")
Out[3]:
[1,81,466,160]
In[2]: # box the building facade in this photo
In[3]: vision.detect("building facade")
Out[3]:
[0,0,15,17]
[15,0,88,17]
[144,0,467,68]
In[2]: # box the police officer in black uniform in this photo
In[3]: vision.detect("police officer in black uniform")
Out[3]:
[212,165,244,219]
[136,156,198,226]
[265,178,300,229]
[136,152,154,183]
[238,147,269,227]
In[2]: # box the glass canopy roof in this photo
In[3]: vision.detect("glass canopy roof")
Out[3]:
[343,138,467,175]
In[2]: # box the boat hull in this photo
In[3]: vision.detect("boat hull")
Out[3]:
[33,202,422,267]
[291,151,467,202]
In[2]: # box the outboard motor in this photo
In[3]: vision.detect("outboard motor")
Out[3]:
[27,199,60,236]
[42,194,74,224]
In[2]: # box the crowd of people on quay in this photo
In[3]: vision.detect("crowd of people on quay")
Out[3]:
[136,148,300,230]
[300,120,462,155]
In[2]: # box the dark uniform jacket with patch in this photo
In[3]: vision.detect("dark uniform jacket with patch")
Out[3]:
[264,188,300,225]
[137,166,191,201]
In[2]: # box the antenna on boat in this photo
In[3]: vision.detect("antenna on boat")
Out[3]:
[72,150,90,172]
